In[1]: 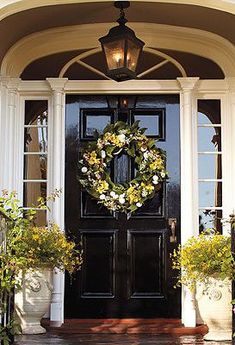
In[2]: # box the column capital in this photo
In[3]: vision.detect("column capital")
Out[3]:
[46,78,68,92]
[0,77,21,90]
[225,77,235,92]
[177,77,199,91]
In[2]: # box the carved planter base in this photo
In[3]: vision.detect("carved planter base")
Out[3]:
[196,278,232,341]
[15,269,53,334]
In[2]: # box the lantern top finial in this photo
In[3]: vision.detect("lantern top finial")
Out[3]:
[114,1,130,26]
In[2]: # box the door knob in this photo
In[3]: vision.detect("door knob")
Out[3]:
[168,218,177,243]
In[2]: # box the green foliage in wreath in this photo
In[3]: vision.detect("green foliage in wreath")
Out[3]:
[78,121,167,214]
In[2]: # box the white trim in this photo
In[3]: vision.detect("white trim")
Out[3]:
[2,23,235,77]
[16,79,230,94]
[46,78,67,326]
[177,77,199,327]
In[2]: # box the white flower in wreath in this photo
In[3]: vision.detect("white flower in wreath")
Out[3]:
[136,202,142,208]
[81,167,88,173]
[142,190,148,197]
[152,175,159,184]
[100,194,106,200]
[97,138,104,149]
[119,194,126,204]
[110,191,119,199]
[101,150,106,158]
[143,151,150,160]
[161,172,166,178]
[117,133,126,143]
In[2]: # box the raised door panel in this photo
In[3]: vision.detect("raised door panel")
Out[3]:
[127,230,166,299]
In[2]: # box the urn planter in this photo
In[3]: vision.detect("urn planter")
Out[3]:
[196,277,232,341]
[15,269,53,334]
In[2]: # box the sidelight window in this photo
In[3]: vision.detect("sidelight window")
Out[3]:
[23,100,48,226]
[197,100,222,232]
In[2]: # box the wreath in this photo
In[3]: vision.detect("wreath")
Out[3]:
[78,121,167,214]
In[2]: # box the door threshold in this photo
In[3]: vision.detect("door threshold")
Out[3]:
[42,319,208,335]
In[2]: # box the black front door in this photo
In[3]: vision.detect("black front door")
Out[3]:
[65,94,180,318]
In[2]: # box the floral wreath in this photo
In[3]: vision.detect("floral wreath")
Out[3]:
[78,121,167,214]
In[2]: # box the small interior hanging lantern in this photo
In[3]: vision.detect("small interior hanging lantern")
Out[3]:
[99,1,145,82]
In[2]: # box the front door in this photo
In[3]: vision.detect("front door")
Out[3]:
[65,94,180,318]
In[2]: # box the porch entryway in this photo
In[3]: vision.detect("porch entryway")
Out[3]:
[64,94,181,319]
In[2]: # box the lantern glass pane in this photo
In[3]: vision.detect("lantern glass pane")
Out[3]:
[103,39,125,70]
[127,39,141,72]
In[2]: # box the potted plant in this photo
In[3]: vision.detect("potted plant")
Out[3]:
[0,191,82,338]
[172,230,235,341]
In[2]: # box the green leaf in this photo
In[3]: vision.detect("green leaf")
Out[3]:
[3,336,10,345]
[114,121,127,131]
[103,123,113,134]
[127,146,135,157]
[131,121,140,131]
[147,138,156,148]
[106,145,115,157]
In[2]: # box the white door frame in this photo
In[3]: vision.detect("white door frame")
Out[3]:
[0,77,233,327]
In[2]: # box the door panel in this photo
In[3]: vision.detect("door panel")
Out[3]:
[80,230,117,298]
[127,230,165,298]
[65,94,180,318]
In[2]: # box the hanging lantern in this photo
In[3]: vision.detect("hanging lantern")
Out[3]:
[99,1,145,82]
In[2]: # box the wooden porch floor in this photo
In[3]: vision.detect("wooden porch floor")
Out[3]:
[14,333,232,345]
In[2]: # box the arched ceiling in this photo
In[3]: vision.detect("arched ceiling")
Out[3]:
[1,1,235,68]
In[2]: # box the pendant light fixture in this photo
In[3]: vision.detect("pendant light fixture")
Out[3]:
[99,1,145,82]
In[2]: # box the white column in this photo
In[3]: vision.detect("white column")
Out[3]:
[47,78,68,326]
[0,77,21,191]
[177,77,199,327]
[225,78,235,226]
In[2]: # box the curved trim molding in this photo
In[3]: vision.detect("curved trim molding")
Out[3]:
[2,22,235,77]
[1,0,235,22]
[58,46,187,79]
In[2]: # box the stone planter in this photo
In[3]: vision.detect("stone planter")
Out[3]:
[15,269,53,334]
[196,277,232,341]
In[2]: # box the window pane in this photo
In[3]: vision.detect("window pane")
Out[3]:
[23,182,47,207]
[86,115,111,136]
[199,209,222,233]
[134,115,159,136]
[33,210,47,226]
[198,100,221,124]
[25,100,48,126]
[199,181,222,208]
[198,154,222,179]
[24,127,48,152]
[24,154,47,180]
[198,127,221,152]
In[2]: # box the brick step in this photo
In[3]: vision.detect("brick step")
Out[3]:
[43,319,208,335]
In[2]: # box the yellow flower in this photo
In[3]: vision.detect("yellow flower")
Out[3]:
[126,185,140,204]
[149,158,164,170]
[144,184,154,193]
[87,151,100,165]
[127,185,135,195]
[32,234,40,241]
[96,180,109,194]
[104,133,123,147]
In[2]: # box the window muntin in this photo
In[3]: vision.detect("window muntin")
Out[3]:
[197,100,222,232]
[23,100,48,226]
